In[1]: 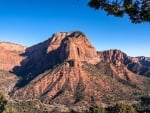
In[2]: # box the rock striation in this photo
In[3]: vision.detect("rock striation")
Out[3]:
[125,56,150,77]
[0,42,25,71]
[9,31,150,109]
[12,31,100,87]
[98,50,150,77]
[0,31,149,110]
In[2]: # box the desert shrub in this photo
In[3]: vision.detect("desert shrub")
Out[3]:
[140,96,150,105]
[2,107,18,113]
[87,106,106,113]
[106,103,137,113]
[0,93,7,113]
[93,106,106,113]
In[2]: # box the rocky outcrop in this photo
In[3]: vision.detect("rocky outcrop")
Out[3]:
[125,56,150,77]
[10,32,150,109]
[97,50,140,82]
[0,70,18,97]
[98,49,127,66]
[12,31,100,87]
[98,50,150,77]
[0,31,149,111]
[0,42,25,71]
[59,32,100,64]
[11,59,147,108]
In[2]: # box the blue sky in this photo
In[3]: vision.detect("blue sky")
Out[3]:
[0,0,150,57]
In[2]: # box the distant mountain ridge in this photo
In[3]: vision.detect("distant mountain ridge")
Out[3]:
[0,42,26,53]
[0,42,25,71]
[0,31,149,111]
[98,50,150,77]
[126,56,150,76]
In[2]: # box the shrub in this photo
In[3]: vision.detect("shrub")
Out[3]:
[0,93,7,113]
[106,103,137,113]
[3,107,18,113]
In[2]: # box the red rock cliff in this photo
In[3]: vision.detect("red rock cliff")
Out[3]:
[0,42,25,71]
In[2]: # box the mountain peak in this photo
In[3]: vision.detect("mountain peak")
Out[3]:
[0,31,149,112]
[54,31,85,36]
[49,31,86,46]
[10,31,100,86]
[47,31,100,64]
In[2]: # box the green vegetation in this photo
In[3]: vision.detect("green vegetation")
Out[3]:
[2,107,18,113]
[82,61,115,77]
[89,106,106,113]
[7,96,148,113]
[88,0,150,23]
[0,91,149,113]
[7,100,50,113]
[106,103,137,113]
[0,93,7,113]
[82,61,144,104]
[78,104,137,113]
[134,96,150,113]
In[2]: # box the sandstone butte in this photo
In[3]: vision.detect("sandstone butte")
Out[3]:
[0,31,149,110]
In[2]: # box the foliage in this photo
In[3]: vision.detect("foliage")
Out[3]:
[89,106,106,113]
[88,0,150,23]
[106,103,137,113]
[0,93,7,113]
[134,96,150,113]
[2,107,18,113]
[140,95,150,105]
[7,101,47,113]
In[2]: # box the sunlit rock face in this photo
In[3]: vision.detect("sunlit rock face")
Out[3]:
[0,31,149,110]
[12,31,100,78]
[0,42,25,71]
[98,50,150,77]
[10,32,150,109]
[57,31,100,64]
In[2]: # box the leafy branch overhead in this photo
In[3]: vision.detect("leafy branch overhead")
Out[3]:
[88,0,150,23]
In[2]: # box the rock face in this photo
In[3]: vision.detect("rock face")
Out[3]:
[12,31,100,87]
[98,50,150,77]
[9,31,150,109]
[98,49,127,66]
[97,50,139,82]
[0,42,25,71]
[0,42,25,53]
[59,32,100,64]
[0,70,18,97]
[125,56,150,77]
[0,31,150,110]
[11,56,147,108]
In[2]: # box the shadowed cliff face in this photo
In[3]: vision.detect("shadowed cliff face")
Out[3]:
[9,32,150,108]
[12,31,100,87]
[0,31,150,109]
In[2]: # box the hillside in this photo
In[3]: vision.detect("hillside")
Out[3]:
[0,31,149,112]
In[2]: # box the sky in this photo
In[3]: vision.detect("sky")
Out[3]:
[0,0,150,57]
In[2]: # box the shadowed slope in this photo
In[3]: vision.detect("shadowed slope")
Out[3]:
[10,32,150,109]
